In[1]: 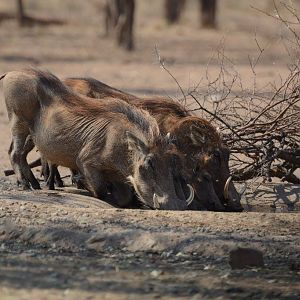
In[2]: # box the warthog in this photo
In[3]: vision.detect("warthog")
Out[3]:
[1,69,194,210]
[169,116,242,211]
[64,77,243,212]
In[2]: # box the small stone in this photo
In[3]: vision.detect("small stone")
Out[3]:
[221,272,230,279]
[229,247,264,269]
[268,279,277,283]
[161,251,172,258]
[150,270,163,278]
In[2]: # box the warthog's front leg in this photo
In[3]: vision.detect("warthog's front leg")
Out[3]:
[71,169,86,189]
[43,159,64,190]
[40,156,50,182]
[46,163,63,190]
[108,181,134,207]
[9,124,40,190]
[76,160,108,200]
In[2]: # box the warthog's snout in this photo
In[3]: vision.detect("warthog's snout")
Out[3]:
[153,184,194,210]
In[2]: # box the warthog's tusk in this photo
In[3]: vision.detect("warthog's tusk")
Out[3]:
[153,193,160,209]
[239,183,247,197]
[223,176,232,200]
[186,184,194,206]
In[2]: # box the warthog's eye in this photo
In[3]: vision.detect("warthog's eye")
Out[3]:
[143,156,155,171]
[203,172,212,181]
[213,149,222,164]
[171,154,181,167]
[222,147,230,162]
[193,164,200,174]
[197,172,212,185]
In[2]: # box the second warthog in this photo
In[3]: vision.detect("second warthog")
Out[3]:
[65,77,243,212]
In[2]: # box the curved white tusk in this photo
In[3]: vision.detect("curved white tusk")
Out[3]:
[153,193,160,209]
[186,184,195,206]
[223,176,232,200]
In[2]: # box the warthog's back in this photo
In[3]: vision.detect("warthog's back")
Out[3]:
[63,77,190,135]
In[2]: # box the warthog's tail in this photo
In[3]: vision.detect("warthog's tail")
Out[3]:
[0,73,7,81]
[4,158,42,176]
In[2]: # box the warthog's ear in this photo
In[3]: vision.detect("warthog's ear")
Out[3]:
[190,125,206,145]
[126,131,148,156]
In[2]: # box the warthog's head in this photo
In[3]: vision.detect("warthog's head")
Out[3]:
[171,117,243,212]
[126,132,194,210]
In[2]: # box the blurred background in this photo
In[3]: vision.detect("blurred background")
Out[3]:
[0,0,297,95]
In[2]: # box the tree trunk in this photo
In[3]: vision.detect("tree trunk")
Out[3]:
[105,0,135,51]
[116,0,135,50]
[104,0,119,37]
[164,0,186,24]
[200,0,217,28]
[16,0,26,26]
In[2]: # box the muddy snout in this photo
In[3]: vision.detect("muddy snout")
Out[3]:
[153,194,187,210]
[153,182,194,210]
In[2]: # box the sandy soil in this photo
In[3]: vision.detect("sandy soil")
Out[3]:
[0,0,299,299]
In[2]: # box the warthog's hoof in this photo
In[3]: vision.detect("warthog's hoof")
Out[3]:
[31,181,41,190]
[17,180,31,190]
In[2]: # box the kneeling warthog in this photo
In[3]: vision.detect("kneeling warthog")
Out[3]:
[169,116,242,212]
[64,77,243,212]
[1,69,194,210]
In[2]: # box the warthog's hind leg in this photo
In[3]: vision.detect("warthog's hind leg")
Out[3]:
[41,156,50,182]
[71,169,86,189]
[46,163,64,190]
[109,181,133,207]
[9,121,40,190]
[54,167,64,187]
[7,140,29,189]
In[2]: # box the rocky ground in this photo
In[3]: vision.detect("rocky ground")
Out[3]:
[0,183,299,300]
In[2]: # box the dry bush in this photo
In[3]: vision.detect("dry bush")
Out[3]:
[159,1,300,184]
[189,1,300,184]
[189,66,300,184]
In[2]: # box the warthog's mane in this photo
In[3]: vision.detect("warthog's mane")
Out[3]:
[25,68,70,96]
[27,68,161,146]
[136,97,189,118]
[64,77,189,119]
[65,77,135,100]
[171,116,222,151]
[63,77,194,154]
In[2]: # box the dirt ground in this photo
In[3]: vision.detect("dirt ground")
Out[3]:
[0,1,300,299]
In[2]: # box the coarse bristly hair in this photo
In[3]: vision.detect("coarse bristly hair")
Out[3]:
[64,77,190,118]
[28,68,162,147]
